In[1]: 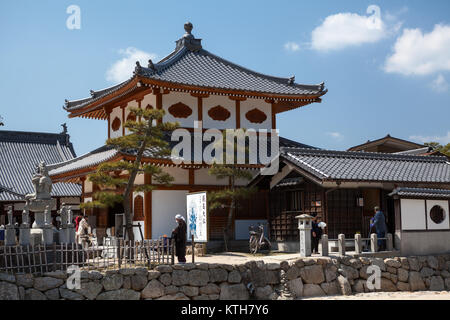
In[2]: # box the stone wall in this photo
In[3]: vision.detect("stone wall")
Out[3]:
[1,254,449,300]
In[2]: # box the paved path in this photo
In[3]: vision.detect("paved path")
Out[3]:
[191,252,303,264]
[302,291,450,300]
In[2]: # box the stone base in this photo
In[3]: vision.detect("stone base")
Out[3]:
[43,227,54,245]
[30,232,42,246]
[19,227,30,246]
[5,227,16,246]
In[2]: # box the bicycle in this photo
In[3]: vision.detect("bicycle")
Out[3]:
[248,223,271,254]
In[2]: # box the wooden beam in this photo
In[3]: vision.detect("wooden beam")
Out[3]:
[197,97,203,122]
[189,169,195,185]
[235,100,241,128]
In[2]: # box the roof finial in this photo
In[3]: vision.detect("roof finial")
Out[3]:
[148,59,155,71]
[61,123,68,134]
[288,76,295,85]
[184,22,193,35]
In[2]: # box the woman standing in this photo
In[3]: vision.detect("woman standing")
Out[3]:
[171,214,187,263]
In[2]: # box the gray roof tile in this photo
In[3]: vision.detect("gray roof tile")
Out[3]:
[389,187,450,198]
[282,148,450,183]
[0,130,82,201]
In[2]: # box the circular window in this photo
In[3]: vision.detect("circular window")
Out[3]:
[430,205,446,224]
[111,117,121,131]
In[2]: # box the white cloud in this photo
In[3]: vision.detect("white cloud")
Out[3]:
[409,131,450,145]
[327,132,344,141]
[311,5,389,51]
[430,74,449,93]
[106,47,157,83]
[284,42,301,52]
[384,24,450,76]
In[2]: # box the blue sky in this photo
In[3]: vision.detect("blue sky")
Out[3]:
[0,0,449,156]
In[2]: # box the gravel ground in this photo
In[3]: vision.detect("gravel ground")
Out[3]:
[302,291,450,300]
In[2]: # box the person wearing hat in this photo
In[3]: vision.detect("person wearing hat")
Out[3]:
[171,214,187,263]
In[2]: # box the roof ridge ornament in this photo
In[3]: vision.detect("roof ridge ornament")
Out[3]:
[134,61,142,75]
[288,76,295,85]
[175,22,202,52]
[148,59,156,71]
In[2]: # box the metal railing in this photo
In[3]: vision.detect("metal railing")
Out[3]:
[0,238,175,275]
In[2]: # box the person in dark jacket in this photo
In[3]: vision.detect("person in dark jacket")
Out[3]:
[370,206,387,251]
[171,214,187,263]
[311,216,323,254]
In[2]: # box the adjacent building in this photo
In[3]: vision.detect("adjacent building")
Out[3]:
[0,128,81,225]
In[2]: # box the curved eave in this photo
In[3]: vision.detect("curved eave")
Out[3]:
[52,153,263,183]
[65,75,327,119]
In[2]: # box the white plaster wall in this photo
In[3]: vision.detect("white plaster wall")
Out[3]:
[162,92,198,128]
[84,180,93,193]
[195,168,228,185]
[152,167,189,185]
[401,199,426,230]
[426,199,450,230]
[240,98,271,130]
[135,173,145,185]
[152,190,188,238]
[203,95,236,129]
[110,106,123,138]
[124,100,139,135]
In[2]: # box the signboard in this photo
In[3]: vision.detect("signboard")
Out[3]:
[186,191,208,242]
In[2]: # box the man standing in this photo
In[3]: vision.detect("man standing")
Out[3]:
[371,206,387,251]
[171,214,187,263]
[311,216,323,254]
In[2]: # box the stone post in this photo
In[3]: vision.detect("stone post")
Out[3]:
[386,233,393,251]
[354,233,362,254]
[42,206,54,245]
[5,206,16,246]
[338,234,345,256]
[370,233,378,252]
[296,214,313,257]
[321,234,329,256]
[67,208,76,244]
[19,208,30,246]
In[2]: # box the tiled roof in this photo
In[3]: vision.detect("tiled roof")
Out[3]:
[389,187,450,199]
[0,130,82,201]
[281,148,450,183]
[48,135,317,177]
[48,145,119,176]
[65,26,326,111]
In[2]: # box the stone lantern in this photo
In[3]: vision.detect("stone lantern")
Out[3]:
[296,214,314,257]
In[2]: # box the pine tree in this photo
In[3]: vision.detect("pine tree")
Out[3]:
[207,130,257,251]
[81,107,178,241]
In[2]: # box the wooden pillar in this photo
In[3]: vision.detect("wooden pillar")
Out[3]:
[144,173,152,239]
[121,104,126,136]
[189,168,195,186]
[271,104,276,129]
[154,88,163,125]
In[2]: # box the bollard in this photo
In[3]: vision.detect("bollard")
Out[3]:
[386,233,393,251]
[321,234,329,256]
[354,233,362,254]
[338,234,345,256]
[370,233,378,252]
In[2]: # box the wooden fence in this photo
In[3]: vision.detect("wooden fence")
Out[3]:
[0,238,175,274]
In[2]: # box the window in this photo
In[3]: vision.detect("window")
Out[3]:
[430,205,445,224]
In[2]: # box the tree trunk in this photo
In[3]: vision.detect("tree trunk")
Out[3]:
[122,125,151,242]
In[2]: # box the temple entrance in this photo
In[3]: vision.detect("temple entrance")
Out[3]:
[108,202,124,228]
